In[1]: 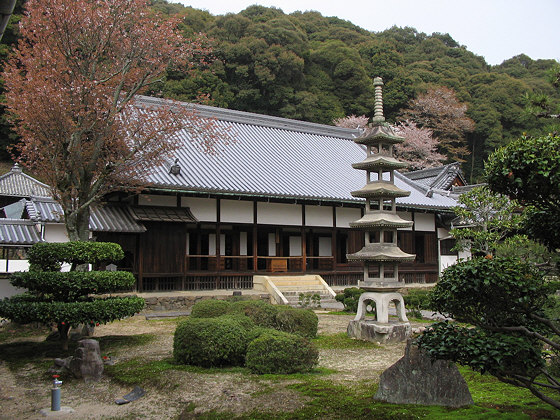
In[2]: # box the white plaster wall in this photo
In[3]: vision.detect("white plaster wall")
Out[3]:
[181,197,217,222]
[240,232,248,256]
[220,199,253,224]
[335,207,361,228]
[437,227,451,239]
[414,213,435,232]
[397,211,413,231]
[0,279,26,298]
[44,224,69,243]
[268,233,276,256]
[305,205,332,227]
[220,234,226,255]
[138,194,176,207]
[0,259,29,273]
[440,256,458,273]
[318,237,332,256]
[257,202,302,226]
[208,233,216,256]
[289,236,302,256]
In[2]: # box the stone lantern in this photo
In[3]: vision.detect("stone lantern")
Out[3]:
[346,77,415,343]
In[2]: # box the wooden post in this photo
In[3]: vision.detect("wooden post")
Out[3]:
[302,205,306,272]
[253,200,258,271]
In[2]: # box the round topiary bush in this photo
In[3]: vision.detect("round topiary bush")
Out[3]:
[190,299,231,318]
[275,307,318,338]
[245,330,319,374]
[173,315,252,367]
[229,300,278,328]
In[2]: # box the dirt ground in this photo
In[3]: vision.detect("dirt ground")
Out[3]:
[0,313,419,419]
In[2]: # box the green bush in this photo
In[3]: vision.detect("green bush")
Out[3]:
[335,287,366,313]
[229,300,279,328]
[28,241,124,270]
[403,289,433,311]
[190,299,231,318]
[245,330,319,374]
[173,315,252,367]
[0,241,144,350]
[275,306,318,338]
[10,271,135,300]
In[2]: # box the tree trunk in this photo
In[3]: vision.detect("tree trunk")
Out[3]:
[66,206,91,242]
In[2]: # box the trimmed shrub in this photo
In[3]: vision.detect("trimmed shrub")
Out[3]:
[403,289,433,311]
[335,287,366,313]
[190,299,231,318]
[173,315,252,367]
[275,306,318,338]
[245,330,319,374]
[229,300,279,328]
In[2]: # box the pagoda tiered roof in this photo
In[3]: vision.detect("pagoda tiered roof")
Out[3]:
[351,182,411,199]
[352,155,408,170]
[349,211,414,229]
[354,123,405,146]
[346,243,415,262]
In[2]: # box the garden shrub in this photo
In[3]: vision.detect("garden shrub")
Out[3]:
[229,300,278,328]
[189,299,231,318]
[0,241,143,350]
[335,287,366,313]
[245,330,319,374]
[173,315,252,367]
[275,306,318,338]
[403,289,431,311]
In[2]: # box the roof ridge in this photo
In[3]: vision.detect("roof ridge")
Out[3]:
[135,95,360,139]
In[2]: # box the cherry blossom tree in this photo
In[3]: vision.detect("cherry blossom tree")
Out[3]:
[401,86,475,162]
[333,116,446,171]
[332,114,369,129]
[3,0,227,241]
[393,120,446,171]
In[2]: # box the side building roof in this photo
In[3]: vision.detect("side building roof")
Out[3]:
[137,96,458,211]
[0,164,51,198]
[403,162,467,191]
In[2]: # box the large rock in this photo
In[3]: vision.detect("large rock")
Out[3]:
[374,340,473,407]
[68,339,104,382]
[347,320,410,344]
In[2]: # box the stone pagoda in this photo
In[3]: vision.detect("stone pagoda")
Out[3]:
[346,77,415,343]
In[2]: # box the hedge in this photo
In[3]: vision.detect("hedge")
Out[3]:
[275,306,318,338]
[245,330,319,374]
[190,299,231,318]
[173,315,253,367]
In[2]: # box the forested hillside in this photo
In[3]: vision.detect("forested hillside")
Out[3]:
[1,0,559,181]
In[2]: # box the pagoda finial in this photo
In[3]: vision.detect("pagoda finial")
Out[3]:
[373,77,385,123]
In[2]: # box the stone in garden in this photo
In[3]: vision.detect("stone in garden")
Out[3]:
[68,339,104,382]
[374,340,473,407]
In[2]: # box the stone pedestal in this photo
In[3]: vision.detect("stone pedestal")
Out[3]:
[355,291,408,324]
[347,319,411,344]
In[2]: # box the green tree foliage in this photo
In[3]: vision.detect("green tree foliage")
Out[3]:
[485,134,560,251]
[418,256,560,409]
[0,242,144,350]
[450,186,523,256]
[1,2,557,179]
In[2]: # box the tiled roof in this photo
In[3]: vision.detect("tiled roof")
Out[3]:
[23,198,146,233]
[0,164,51,198]
[404,163,466,191]
[0,219,41,245]
[136,96,458,210]
[129,207,197,223]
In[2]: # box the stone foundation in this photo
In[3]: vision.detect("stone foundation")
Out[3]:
[142,293,270,312]
[347,319,411,344]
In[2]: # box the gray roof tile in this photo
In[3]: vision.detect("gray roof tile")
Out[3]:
[137,97,458,210]
[0,219,41,245]
[0,164,51,198]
